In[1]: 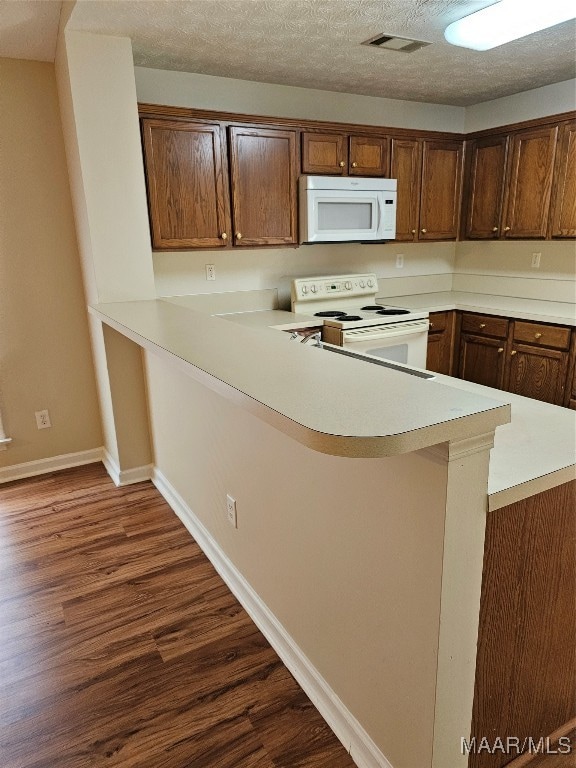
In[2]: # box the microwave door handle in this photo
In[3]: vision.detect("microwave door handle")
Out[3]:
[376,198,382,232]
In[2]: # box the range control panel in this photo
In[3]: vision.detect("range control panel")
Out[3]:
[291,273,378,303]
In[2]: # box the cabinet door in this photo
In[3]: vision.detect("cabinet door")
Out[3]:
[302,132,347,174]
[390,138,421,242]
[349,136,389,176]
[464,136,509,239]
[229,127,298,246]
[458,334,507,389]
[549,120,576,238]
[505,344,569,405]
[426,311,455,375]
[419,140,464,240]
[502,125,558,238]
[141,119,230,250]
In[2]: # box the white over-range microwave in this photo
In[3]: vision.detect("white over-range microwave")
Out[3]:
[299,175,397,243]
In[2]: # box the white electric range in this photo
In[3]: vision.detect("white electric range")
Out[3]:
[291,273,430,368]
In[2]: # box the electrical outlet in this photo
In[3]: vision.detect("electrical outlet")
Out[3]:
[396,254,404,269]
[226,494,237,528]
[531,252,541,268]
[35,409,51,429]
[206,264,216,281]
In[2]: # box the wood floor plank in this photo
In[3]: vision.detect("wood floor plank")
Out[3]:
[0,463,356,768]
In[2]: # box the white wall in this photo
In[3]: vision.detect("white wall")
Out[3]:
[135,67,465,133]
[55,30,155,475]
[465,78,576,133]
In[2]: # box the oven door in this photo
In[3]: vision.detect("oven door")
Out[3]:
[341,318,429,368]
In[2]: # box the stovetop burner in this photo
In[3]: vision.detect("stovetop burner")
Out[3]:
[376,308,411,315]
[337,315,363,322]
[361,305,384,311]
[314,310,347,318]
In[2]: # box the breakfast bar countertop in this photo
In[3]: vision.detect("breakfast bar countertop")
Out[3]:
[90,298,510,460]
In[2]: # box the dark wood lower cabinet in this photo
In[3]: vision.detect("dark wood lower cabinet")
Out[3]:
[505,344,569,405]
[426,311,455,374]
[469,481,576,768]
[458,333,507,389]
[453,312,574,408]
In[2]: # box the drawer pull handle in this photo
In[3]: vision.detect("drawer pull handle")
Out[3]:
[479,323,486,329]
[339,161,346,167]
[498,347,504,353]
[511,350,517,356]
[534,332,542,339]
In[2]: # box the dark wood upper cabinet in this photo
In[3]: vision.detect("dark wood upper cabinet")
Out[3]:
[390,138,422,242]
[464,135,509,239]
[349,136,389,176]
[302,132,348,174]
[502,124,558,239]
[549,120,576,238]
[228,126,298,247]
[419,139,464,240]
[141,119,230,250]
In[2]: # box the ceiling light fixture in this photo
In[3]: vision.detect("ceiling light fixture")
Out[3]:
[444,0,576,50]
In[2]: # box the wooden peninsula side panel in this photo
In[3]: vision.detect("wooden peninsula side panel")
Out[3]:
[469,480,576,768]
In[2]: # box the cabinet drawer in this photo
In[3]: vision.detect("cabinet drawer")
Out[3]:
[428,311,449,332]
[513,321,571,350]
[461,313,509,338]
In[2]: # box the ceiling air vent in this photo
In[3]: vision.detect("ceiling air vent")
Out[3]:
[362,33,430,53]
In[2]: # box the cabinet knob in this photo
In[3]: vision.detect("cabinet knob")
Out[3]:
[411,229,416,234]
[504,226,511,232]
[492,227,498,232]
[339,161,346,167]
[421,228,427,234]
[498,347,504,353]
[351,162,358,168]
[479,323,486,329]
[534,332,542,339]
[429,322,434,329]
[511,350,517,356]
[221,232,228,240]
[236,232,242,240]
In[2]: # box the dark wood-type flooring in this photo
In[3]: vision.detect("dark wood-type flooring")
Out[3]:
[0,463,356,768]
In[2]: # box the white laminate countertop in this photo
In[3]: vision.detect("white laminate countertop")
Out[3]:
[380,291,576,326]
[196,303,576,509]
[90,299,510,460]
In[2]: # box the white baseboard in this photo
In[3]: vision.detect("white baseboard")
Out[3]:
[152,468,393,768]
[102,450,153,486]
[0,448,103,484]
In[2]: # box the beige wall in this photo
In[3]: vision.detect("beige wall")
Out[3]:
[0,58,102,470]
[144,350,450,768]
[454,241,576,302]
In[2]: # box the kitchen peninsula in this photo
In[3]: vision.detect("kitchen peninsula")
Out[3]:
[90,295,575,768]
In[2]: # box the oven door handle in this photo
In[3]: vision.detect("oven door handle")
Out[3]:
[342,318,429,341]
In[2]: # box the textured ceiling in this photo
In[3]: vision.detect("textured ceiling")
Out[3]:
[2,0,575,106]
